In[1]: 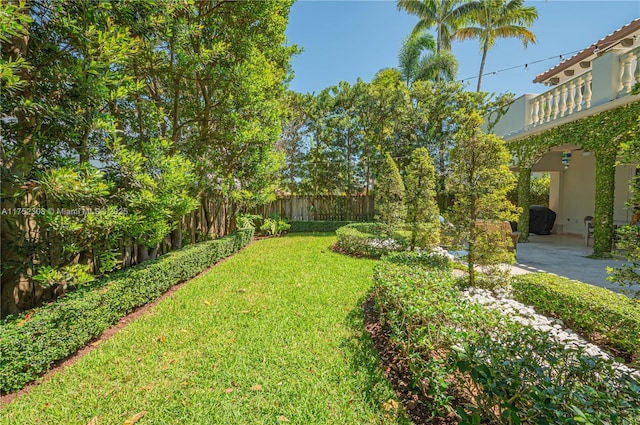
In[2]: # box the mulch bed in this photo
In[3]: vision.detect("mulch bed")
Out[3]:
[362,296,459,424]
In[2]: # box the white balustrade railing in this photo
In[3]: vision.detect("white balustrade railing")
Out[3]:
[502,46,640,136]
[618,45,640,97]
[528,71,593,128]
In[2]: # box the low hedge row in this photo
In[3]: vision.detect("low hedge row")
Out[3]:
[0,229,254,394]
[335,222,407,257]
[511,273,640,365]
[372,259,640,424]
[288,220,354,233]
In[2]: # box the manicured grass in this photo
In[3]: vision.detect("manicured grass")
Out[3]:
[1,235,408,424]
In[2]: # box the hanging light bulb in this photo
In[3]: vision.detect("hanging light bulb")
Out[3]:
[524,64,528,72]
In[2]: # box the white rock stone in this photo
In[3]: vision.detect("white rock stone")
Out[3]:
[460,287,640,381]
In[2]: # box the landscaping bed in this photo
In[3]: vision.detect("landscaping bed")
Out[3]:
[0,229,254,394]
[370,251,640,424]
[512,273,640,366]
[334,222,408,258]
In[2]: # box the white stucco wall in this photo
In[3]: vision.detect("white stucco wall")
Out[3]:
[487,95,534,137]
[547,156,635,235]
[557,153,596,235]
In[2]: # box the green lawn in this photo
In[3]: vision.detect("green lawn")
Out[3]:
[1,234,407,424]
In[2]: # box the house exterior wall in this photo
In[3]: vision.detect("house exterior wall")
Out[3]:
[557,153,596,235]
[547,156,635,235]
[488,95,533,137]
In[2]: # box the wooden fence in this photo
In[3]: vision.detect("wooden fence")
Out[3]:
[251,195,374,222]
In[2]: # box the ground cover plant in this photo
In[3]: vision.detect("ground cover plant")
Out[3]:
[372,252,640,424]
[0,229,254,394]
[0,235,408,424]
[512,273,640,365]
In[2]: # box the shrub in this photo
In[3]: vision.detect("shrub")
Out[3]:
[372,261,500,415]
[372,260,640,423]
[259,213,290,237]
[404,147,440,249]
[0,229,254,394]
[288,220,353,233]
[236,213,262,230]
[511,273,640,365]
[382,248,452,271]
[454,324,640,425]
[334,223,408,258]
[374,153,405,227]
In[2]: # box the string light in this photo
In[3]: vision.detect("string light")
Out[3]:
[458,32,638,84]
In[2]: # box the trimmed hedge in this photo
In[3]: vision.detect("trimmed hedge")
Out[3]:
[382,249,452,271]
[288,220,354,233]
[373,260,640,423]
[512,273,640,365]
[0,229,254,394]
[335,222,407,257]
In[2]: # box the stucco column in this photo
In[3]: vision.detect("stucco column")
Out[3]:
[517,168,532,242]
[592,148,616,257]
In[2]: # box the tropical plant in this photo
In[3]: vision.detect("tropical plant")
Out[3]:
[236,213,262,230]
[259,213,291,237]
[455,0,538,91]
[397,0,479,54]
[398,29,458,87]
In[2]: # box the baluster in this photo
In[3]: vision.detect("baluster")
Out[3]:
[634,52,640,87]
[559,85,568,117]
[584,73,592,109]
[620,53,634,95]
[567,81,576,115]
[531,98,540,126]
[552,88,560,120]
[545,92,553,122]
[575,76,584,112]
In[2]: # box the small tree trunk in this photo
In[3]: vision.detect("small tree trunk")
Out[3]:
[148,245,158,261]
[138,246,150,263]
[172,224,182,250]
[517,168,532,242]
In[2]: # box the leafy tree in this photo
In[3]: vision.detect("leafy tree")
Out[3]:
[404,147,440,248]
[455,0,538,91]
[0,0,296,316]
[374,153,406,229]
[447,112,517,286]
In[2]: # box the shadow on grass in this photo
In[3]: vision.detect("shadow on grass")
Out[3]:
[342,294,412,425]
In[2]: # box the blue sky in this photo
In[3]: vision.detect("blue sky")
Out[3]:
[285,1,640,97]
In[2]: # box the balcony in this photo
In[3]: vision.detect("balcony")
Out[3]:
[492,45,640,141]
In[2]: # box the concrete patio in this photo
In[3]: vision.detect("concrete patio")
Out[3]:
[512,233,640,296]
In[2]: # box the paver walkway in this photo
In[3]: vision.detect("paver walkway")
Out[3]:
[512,234,640,295]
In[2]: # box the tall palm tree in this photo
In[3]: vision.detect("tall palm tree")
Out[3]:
[456,0,538,91]
[397,0,479,54]
[398,30,459,87]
